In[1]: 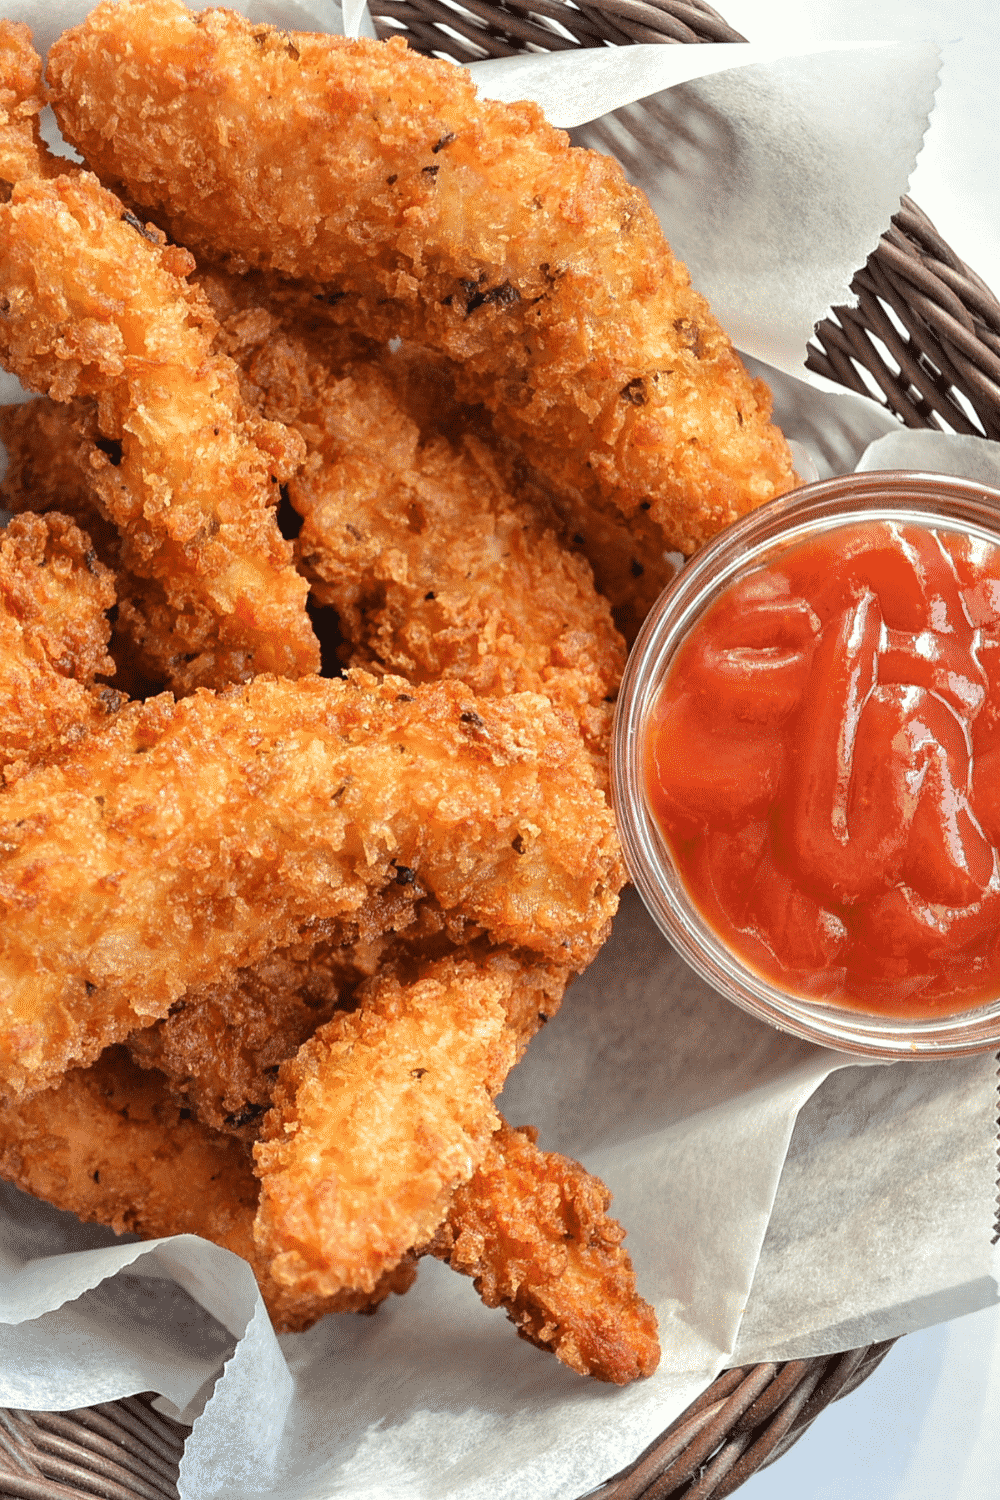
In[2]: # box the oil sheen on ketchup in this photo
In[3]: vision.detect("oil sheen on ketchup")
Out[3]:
[645,519,1000,1017]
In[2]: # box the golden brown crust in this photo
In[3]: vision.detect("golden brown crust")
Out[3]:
[0,1045,417,1332]
[47,3,796,558]
[202,269,625,765]
[1,398,112,542]
[252,951,555,1302]
[432,1121,660,1384]
[0,155,317,691]
[0,19,66,184]
[0,671,620,1099]
[0,510,125,778]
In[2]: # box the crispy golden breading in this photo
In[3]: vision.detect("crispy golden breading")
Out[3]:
[1,398,111,545]
[202,273,625,763]
[0,670,621,1100]
[0,1046,418,1332]
[253,952,549,1302]
[524,479,681,647]
[0,128,317,690]
[129,895,566,1147]
[204,274,678,645]
[126,942,357,1142]
[0,511,125,779]
[432,1121,660,1384]
[125,888,460,1141]
[0,19,64,183]
[0,12,666,1378]
[47,1,797,557]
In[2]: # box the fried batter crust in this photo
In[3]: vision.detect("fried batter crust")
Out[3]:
[129,894,567,1148]
[0,398,111,543]
[0,1046,417,1332]
[0,511,125,779]
[0,671,620,1099]
[202,272,625,764]
[125,888,458,1140]
[0,19,64,183]
[0,141,316,690]
[47,1,797,556]
[432,1121,660,1384]
[253,952,553,1302]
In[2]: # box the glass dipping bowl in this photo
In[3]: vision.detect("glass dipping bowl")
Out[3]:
[612,470,1000,1058]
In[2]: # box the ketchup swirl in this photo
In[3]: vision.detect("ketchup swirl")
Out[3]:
[645,520,1000,1016]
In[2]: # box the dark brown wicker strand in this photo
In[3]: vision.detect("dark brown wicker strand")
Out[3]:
[0,1404,189,1500]
[51,1413,180,1481]
[24,1417,177,1498]
[21,1419,176,1500]
[809,197,1000,439]
[0,1477,98,1500]
[587,1343,900,1499]
[0,1401,187,1500]
[370,0,746,57]
[707,1363,832,1498]
[856,258,999,434]
[88,1406,184,1470]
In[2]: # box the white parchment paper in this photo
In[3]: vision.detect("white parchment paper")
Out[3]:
[1,3,997,1498]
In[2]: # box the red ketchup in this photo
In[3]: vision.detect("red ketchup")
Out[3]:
[645,520,1000,1016]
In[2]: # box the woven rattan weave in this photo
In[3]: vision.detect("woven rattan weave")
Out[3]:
[369,0,747,57]
[2,5,995,1499]
[807,195,1000,439]
[0,1395,188,1500]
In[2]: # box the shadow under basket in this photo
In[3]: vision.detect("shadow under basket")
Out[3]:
[4,2,998,1498]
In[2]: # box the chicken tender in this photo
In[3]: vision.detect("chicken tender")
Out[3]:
[253,951,555,1302]
[0,18,64,183]
[125,886,466,1141]
[47,1,797,557]
[204,273,625,762]
[432,1121,660,1384]
[0,70,317,691]
[0,510,124,779]
[1,398,112,546]
[0,670,621,1100]
[0,1046,417,1332]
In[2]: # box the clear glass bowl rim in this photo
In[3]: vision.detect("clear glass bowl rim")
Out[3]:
[611,469,1000,1059]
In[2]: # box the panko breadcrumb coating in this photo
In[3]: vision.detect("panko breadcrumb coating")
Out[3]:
[125,888,464,1141]
[0,671,620,1100]
[203,270,625,765]
[47,0,797,558]
[0,6,677,1380]
[433,1121,660,1384]
[0,1046,418,1332]
[0,26,317,692]
[0,511,124,778]
[0,18,63,182]
[254,951,528,1302]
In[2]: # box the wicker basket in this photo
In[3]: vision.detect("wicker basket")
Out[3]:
[3,5,996,1499]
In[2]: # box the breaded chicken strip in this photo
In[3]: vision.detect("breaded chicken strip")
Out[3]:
[203,272,625,762]
[0,1046,417,1332]
[253,950,562,1303]
[47,1,797,557]
[0,19,64,183]
[432,1121,660,1384]
[1,398,110,542]
[0,30,317,693]
[205,274,680,645]
[0,511,125,779]
[0,670,621,1100]
[125,887,471,1141]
